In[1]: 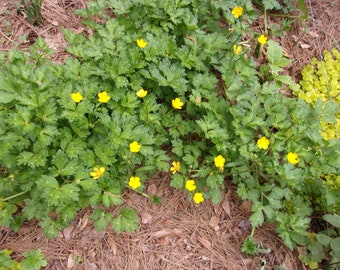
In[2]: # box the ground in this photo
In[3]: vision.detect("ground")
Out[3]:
[0,0,339,269]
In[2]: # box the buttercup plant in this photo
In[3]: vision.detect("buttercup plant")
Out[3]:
[0,1,339,267]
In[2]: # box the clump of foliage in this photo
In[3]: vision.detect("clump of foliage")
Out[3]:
[298,48,340,140]
[0,249,47,270]
[295,48,340,269]
[298,214,340,269]
[21,0,44,26]
[0,0,339,267]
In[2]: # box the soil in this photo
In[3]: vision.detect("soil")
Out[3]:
[0,0,339,269]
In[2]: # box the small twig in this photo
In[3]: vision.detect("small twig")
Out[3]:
[0,29,13,42]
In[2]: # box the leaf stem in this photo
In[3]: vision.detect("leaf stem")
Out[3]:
[1,190,28,201]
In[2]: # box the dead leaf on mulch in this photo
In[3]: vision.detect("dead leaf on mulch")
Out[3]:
[150,228,182,239]
[209,215,220,231]
[197,236,212,251]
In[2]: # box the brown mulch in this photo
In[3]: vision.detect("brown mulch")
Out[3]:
[1,0,339,269]
[1,174,304,270]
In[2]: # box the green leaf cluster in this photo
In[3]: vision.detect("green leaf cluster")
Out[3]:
[0,249,47,270]
[297,48,340,140]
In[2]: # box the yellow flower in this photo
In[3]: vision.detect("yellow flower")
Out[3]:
[233,44,242,55]
[90,167,105,180]
[71,92,83,103]
[136,39,147,49]
[185,180,196,192]
[136,88,148,98]
[170,161,180,174]
[130,141,141,153]
[258,34,268,45]
[128,176,141,189]
[172,98,184,109]
[232,6,243,19]
[193,192,204,204]
[257,136,270,150]
[98,91,111,103]
[287,152,299,165]
[214,155,225,172]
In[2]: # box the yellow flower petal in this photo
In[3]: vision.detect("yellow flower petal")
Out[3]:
[258,34,268,45]
[130,141,141,153]
[214,155,225,172]
[287,152,299,165]
[90,166,105,180]
[71,92,83,103]
[232,6,243,19]
[257,136,270,150]
[185,180,196,192]
[170,161,180,174]
[136,39,147,49]
[233,44,242,55]
[193,192,204,204]
[128,176,141,189]
[136,88,148,98]
[172,98,184,109]
[98,91,111,103]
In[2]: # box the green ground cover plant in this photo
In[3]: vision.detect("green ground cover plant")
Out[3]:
[0,248,47,270]
[295,48,340,269]
[0,0,339,267]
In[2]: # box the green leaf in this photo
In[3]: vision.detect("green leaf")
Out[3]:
[170,173,184,189]
[241,236,259,255]
[17,150,47,168]
[0,90,16,103]
[297,0,308,20]
[21,249,47,270]
[111,207,139,234]
[267,40,291,68]
[94,215,109,231]
[330,237,340,260]
[39,217,63,238]
[316,233,332,246]
[262,0,281,10]
[323,214,340,228]
[79,179,98,191]
[102,192,123,207]
[250,208,264,227]
[263,205,275,220]
[90,208,110,231]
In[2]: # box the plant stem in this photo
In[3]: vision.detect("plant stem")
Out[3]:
[1,190,28,201]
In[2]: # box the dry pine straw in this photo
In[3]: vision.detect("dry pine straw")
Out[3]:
[1,0,339,269]
[1,173,305,270]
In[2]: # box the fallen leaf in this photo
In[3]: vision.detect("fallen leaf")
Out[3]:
[150,228,182,238]
[147,184,157,195]
[67,254,76,269]
[222,190,231,217]
[78,214,89,232]
[238,219,251,230]
[299,43,311,49]
[209,215,220,231]
[241,258,253,266]
[141,212,153,224]
[239,200,252,213]
[62,225,75,240]
[107,237,117,256]
[198,236,211,251]
[67,251,81,269]
[308,31,319,38]
[85,262,98,270]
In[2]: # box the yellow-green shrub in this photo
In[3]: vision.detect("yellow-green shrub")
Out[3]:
[298,48,340,140]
